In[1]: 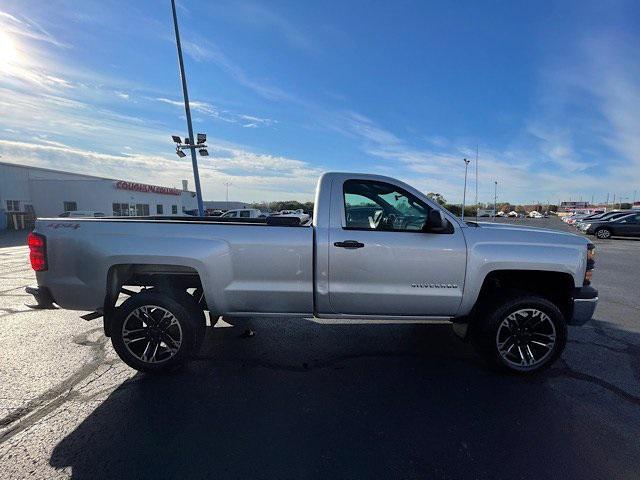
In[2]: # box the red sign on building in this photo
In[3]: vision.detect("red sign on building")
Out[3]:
[115,181,181,196]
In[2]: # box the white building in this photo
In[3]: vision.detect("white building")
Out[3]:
[0,161,197,227]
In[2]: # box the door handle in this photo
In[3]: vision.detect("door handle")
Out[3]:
[334,240,365,249]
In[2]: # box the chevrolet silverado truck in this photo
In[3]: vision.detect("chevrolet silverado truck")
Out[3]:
[26,172,598,374]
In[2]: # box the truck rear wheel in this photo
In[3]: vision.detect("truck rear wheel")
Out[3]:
[111,291,205,373]
[471,295,567,374]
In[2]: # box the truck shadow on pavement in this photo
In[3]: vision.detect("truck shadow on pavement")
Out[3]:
[49,318,640,480]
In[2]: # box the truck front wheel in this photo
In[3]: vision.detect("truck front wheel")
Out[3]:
[471,295,567,374]
[111,291,205,373]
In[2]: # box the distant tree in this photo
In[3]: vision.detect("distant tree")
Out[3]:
[444,204,461,216]
[249,201,314,215]
[427,192,447,206]
[620,203,632,210]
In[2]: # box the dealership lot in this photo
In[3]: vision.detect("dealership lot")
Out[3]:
[0,219,639,479]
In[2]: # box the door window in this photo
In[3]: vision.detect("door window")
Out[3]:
[343,180,432,231]
[239,210,251,218]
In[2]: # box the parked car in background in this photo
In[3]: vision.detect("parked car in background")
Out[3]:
[270,209,311,224]
[220,208,266,219]
[565,214,591,225]
[206,209,224,217]
[584,212,640,239]
[577,211,633,232]
[528,211,543,219]
[58,211,105,217]
[507,211,518,217]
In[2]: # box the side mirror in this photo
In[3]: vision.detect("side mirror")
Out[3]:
[425,209,450,233]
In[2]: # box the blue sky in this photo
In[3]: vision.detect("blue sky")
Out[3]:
[0,0,638,204]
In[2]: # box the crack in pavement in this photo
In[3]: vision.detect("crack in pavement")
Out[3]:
[0,327,110,444]
[549,359,640,407]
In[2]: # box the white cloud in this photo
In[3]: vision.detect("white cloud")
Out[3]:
[154,97,275,127]
[0,9,71,49]
[180,37,294,101]
[0,138,322,202]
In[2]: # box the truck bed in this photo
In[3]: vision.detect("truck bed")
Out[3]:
[34,217,314,313]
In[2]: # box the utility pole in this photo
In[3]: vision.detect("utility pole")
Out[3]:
[493,180,497,221]
[462,158,470,221]
[171,0,205,216]
[224,181,232,210]
[475,145,479,220]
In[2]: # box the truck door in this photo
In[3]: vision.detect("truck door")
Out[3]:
[328,178,466,316]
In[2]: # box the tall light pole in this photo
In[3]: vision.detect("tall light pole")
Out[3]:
[462,158,470,221]
[493,180,497,221]
[171,0,205,217]
[224,181,232,210]
[475,145,479,220]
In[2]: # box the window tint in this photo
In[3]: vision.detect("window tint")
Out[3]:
[343,180,431,231]
[239,210,251,218]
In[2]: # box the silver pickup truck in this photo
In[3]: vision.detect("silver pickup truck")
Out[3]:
[26,172,598,374]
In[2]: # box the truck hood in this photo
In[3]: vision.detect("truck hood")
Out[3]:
[472,221,588,244]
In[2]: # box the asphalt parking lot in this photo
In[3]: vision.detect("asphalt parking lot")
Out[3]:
[0,218,639,479]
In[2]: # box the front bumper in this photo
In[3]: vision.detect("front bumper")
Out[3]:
[569,286,598,326]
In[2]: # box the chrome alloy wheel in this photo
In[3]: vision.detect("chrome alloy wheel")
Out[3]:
[596,229,611,239]
[122,305,183,364]
[495,308,556,371]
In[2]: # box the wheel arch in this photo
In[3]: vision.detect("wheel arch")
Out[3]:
[103,263,208,337]
[457,269,575,334]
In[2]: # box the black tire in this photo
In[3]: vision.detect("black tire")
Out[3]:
[471,295,567,374]
[111,290,205,373]
[594,227,612,239]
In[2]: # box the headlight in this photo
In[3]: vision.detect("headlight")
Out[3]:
[585,223,591,229]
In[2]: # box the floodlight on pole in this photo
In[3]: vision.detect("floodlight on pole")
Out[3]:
[197,133,206,144]
[170,0,205,216]
[176,149,186,158]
